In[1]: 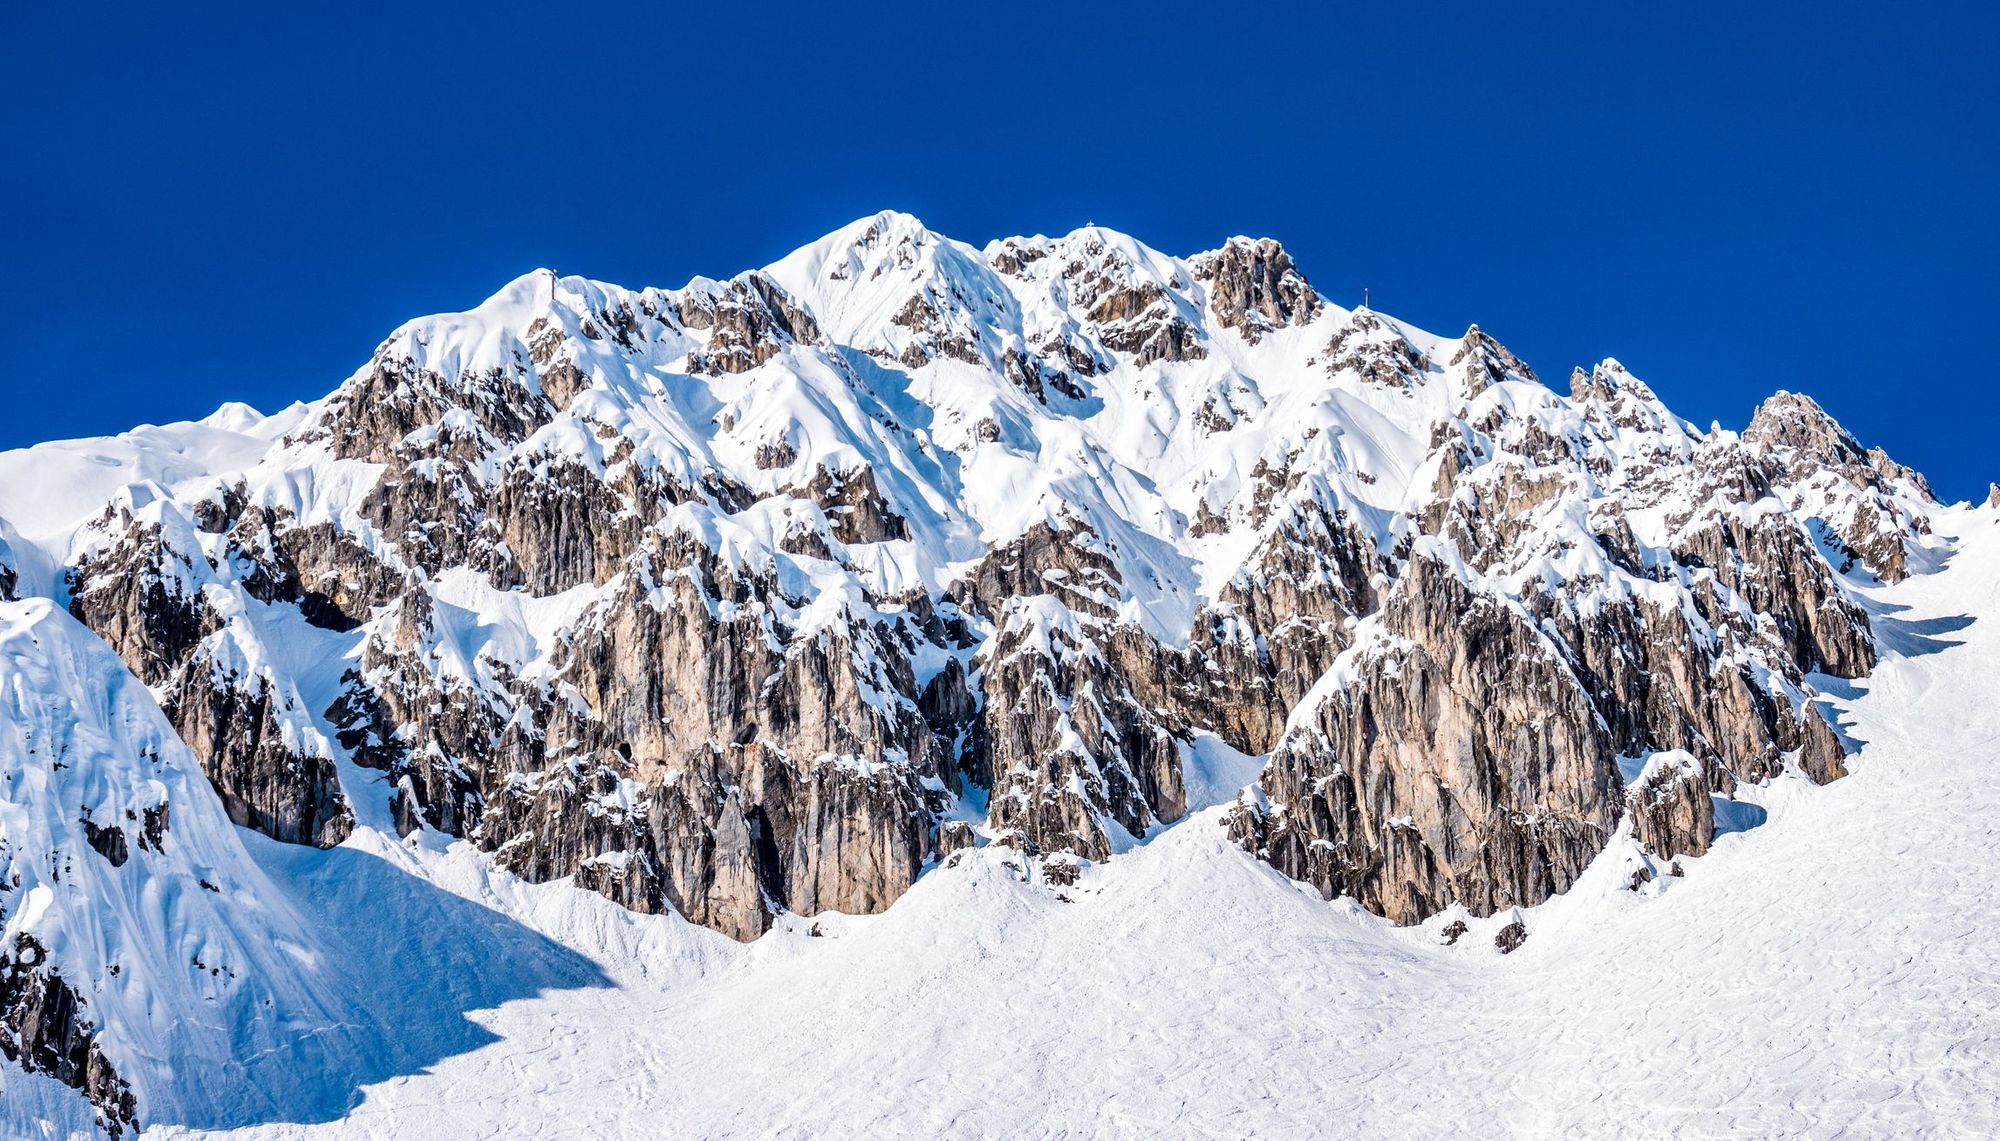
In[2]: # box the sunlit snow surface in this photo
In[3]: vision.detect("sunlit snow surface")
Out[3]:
[102,509,1997,1139]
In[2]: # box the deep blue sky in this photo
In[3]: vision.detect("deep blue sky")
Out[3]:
[5,3,1995,497]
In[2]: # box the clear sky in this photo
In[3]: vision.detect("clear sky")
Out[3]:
[5,3,1994,498]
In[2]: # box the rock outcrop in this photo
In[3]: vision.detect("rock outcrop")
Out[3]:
[0,934,136,1136]
[1623,751,1714,860]
[1744,391,1935,582]
[162,664,352,848]
[1223,355,1886,927]
[67,502,355,850]
[1232,553,1618,923]
[1190,238,1321,343]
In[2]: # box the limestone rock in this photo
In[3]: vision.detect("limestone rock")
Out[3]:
[1450,325,1539,394]
[679,273,821,375]
[0,936,136,1137]
[1624,751,1713,860]
[68,518,216,687]
[163,665,353,849]
[1745,391,1935,582]
[1323,309,1429,388]
[1231,554,1619,925]
[1190,238,1321,343]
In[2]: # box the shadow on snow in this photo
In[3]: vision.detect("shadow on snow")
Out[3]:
[1711,795,1768,838]
[153,839,612,1131]
[1854,592,1975,661]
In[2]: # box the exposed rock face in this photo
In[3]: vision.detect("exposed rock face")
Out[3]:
[25,211,1924,952]
[1321,309,1430,388]
[224,506,400,631]
[792,465,909,544]
[0,936,136,1136]
[1187,498,1381,752]
[1450,324,1540,394]
[903,516,1193,860]
[68,518,216,687]
[1233,553,1619,923]
[478,528,946,940]
[67,503,355,850]
[162,665,352,847]
[1190,238,1322,342]
[1090,288,1206,365]
[1744,391,1935,582]
[680,273,822,375]
[977,605,1186,857]
[1225,355,1890,928]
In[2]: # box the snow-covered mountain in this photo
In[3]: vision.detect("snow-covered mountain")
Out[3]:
[0,211,1985,1136]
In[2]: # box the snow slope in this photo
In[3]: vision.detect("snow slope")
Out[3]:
[133,506,2000,1139]
[0,600,610,1138]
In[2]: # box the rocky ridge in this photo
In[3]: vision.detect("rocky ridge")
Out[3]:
[0,211,1946,959]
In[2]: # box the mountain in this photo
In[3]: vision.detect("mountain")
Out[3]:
[0,211,1983,1135]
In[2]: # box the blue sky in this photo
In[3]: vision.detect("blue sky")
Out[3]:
[5,2,1994,497]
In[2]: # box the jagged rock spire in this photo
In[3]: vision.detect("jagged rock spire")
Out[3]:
[1189,237,1322,343]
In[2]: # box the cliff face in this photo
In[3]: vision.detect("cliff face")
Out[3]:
[14,212,1943,951]
[1223,362,1876,917]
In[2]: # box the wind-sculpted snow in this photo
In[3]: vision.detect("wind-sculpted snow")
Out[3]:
[0,211,1974,1132]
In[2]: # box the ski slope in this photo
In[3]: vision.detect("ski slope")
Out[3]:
[137,507,2000,1139]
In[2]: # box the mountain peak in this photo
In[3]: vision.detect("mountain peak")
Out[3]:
[471,266,563,318]
[1745,389,1865,464]
[199,400,269,433]
[769,210,948,275]
[1188,237,1321,342]
[1570,358,1660,404]
[1447,324,1538,390]
[797,209,940,253]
